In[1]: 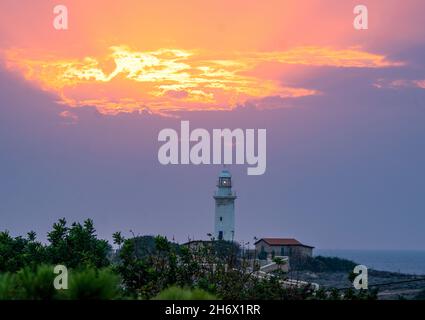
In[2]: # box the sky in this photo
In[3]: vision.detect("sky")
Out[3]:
[0,0,424,250]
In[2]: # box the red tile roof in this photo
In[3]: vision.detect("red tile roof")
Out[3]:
[256,238,314,248]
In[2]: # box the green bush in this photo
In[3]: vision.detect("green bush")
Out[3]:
[153,286,218,300]
[292,256,357,272]
[0,266,122,300]
[0,265,58,300]
[65,268,121,300]
[0,273,17,299]
[15,265,57,300]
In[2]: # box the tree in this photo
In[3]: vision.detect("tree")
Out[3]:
[0,231,45,272]
[46,218,111,269]
[112,232,124,248]
[114,235,179,299]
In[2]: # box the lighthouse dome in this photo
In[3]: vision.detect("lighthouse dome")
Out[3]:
[219,169,232,178]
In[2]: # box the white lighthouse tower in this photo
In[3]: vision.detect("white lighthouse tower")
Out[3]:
[214,169,237,241]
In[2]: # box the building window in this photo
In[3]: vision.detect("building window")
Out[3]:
[258,246,267,260]
[219,217,222,221]
[218,231,223,240]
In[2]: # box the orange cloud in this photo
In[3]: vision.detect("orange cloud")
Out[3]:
[3,46,401,115]
[261,47,403,68]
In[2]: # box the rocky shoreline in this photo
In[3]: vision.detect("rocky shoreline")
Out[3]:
[289,269,425,300]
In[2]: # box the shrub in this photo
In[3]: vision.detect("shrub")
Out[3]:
[292,256,357,272]
[0,273,17,300]
[15,265,57,300]
[153,286,218,300]
[65,268,121,300]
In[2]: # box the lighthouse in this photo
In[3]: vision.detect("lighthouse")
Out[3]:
[214,169,237,241]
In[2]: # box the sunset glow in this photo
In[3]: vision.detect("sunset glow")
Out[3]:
[4,46,401,115]
[0,0,421,116]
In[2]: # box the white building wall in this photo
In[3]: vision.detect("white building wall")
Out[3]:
[214,198,235,241]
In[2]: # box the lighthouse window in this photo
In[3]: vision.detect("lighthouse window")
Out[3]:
[219,177,231,187]
[220,217,222,221]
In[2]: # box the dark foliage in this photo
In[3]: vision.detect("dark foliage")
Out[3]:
[292,256,357,272]
[0,220,378,300]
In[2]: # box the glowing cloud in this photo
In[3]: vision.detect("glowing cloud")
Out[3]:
[262,47,403,68]
[4,46,401,115]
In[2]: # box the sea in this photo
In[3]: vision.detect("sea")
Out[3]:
[315,249,425,275]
